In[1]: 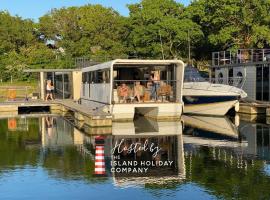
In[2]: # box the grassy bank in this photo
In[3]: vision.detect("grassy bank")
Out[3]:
[0,81,39,101]
[0,81,38,87]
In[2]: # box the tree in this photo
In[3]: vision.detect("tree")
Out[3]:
[187,0,270,51]
[38,5,128,60]
[0,11,73,81]
[0,11,35,54]
[126,0,203,59]
[0,11,40,80]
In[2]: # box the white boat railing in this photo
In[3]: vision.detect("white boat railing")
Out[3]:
[212,49,270,66]
[184,77,246,94]
[211,77,246,89]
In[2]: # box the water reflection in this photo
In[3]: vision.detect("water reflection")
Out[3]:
[183,114,270,199]
[112,117,183,135]
[2,114,270,199]
[42,117,74,147]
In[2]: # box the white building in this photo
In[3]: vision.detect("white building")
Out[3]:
[211,49,270,101]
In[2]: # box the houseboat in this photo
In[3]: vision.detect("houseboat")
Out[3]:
[212,49,270,101]
[80,59,185,121]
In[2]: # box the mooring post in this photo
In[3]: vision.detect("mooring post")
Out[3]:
[40,72,45,100]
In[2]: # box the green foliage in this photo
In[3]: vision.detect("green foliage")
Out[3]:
[0,11,36,81]
[186,146,270,199]
[1,0,270,81]
[39,5,128,60]
[127,0,203,59]
[0,12,35,54]
[187,0,270,50]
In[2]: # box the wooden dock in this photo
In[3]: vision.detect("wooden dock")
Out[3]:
[239,100,270,116]
[0,100,112,127]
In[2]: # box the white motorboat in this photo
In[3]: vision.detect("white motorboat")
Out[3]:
[183,66,247,116]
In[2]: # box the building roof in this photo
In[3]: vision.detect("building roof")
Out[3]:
[82,59,185,72]
[23,68,81,73]
[24,59,185,73]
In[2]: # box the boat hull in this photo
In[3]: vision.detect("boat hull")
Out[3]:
[81,99,183,121]
[182,115,238,137]
[183,81,247,116]
[183,99,239,116]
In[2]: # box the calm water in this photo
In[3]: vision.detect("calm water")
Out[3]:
[0,114,270,199]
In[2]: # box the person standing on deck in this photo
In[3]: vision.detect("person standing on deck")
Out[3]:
[45,80,54,101]
[150,71,160,101]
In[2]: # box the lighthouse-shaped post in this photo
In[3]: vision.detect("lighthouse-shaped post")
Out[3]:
[94,136,106,175]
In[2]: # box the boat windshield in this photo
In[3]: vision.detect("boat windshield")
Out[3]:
[184,66,206,82]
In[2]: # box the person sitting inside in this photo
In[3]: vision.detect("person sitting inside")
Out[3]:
[133,81,144,103]
[117,83,130,103]
[158,81,172,102]
[143,81,152,102]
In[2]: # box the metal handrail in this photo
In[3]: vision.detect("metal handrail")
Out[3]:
[113,79,179,82]
[184,77,246,92]
[113,79,178,103]
[212,49,270,66]
[0,86,39,101]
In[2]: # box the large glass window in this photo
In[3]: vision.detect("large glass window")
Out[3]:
[263,65,269,101]
[97,70,103,83]
[54,72,72,99]
[87,69,110,83]
[82,72,87,83]
[256,65,270,101]
[256,66,262,100]
[218,72,223,84]
[228,68,233,85]
[184,66,205,82]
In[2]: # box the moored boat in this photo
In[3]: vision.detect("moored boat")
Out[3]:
[81,59,185,121]
[183,66,247,116]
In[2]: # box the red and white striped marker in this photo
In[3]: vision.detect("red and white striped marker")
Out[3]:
[94,145,106,175]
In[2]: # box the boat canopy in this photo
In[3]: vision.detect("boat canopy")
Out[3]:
[184,66,206,82]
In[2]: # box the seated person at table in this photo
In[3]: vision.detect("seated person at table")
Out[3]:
[118,83,130,103]
[134,81,144,102]
[158,81,172,101]
[143,81,152,102]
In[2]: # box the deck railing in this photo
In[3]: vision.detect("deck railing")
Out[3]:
[113,80,178,103]
[212,49,270,66]
[185,77,245,89]
[184,77,245,91]
[0,86,39,101]
[211,77,245,88]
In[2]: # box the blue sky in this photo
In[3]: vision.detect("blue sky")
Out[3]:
[0,0,190,21]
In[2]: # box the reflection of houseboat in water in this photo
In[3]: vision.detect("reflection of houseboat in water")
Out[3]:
[110,118,185,187]
[110,133,185,187]
[183,115,270,170]
[73,117,186,187]
[81,59,185,121]
[112,116,183,136]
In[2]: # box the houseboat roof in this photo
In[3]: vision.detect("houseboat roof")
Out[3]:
[23,59,185,73]
[82,59,185,72]
[24,68,81,73]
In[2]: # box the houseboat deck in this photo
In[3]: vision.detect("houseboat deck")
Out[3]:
[0,100,112,127]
